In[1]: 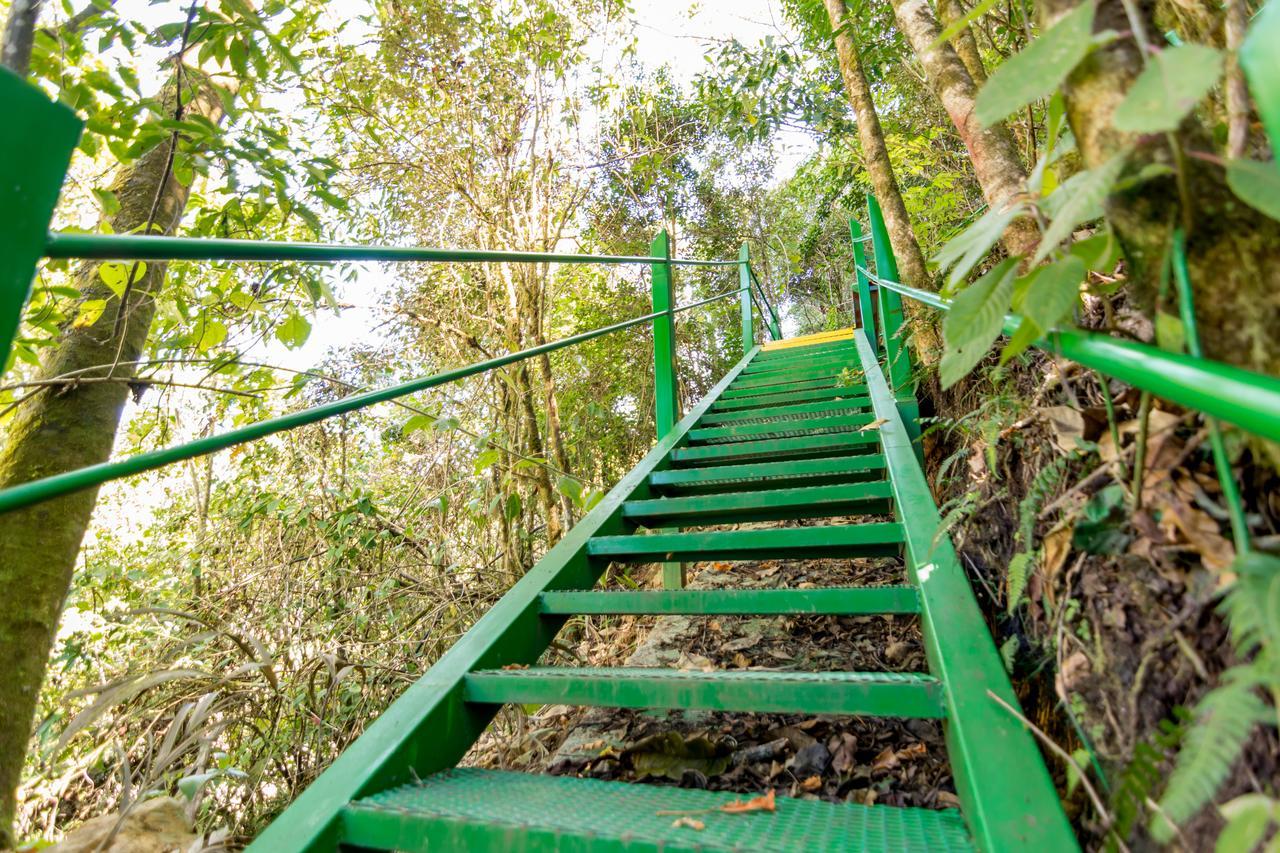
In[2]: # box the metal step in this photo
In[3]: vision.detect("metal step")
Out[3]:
[720,376,857,400]
[623,480,893,525]
[688,412,877,443]
[698,396,872,425]
[710,385,871,411]
[740,352,860,375]
[650,453,887,492]
[341,768,975,852]
[538,586,919,615]
[671,430,879,465]
[730,364,860,389]
[464,667,943,717]
[587,523,904,563]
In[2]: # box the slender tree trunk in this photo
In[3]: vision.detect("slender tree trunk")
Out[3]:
[937,0,987,84]
[0,71,222,846]
[822,0,941,360]
[0,0,43,75]
[1042,0,1280,395]
[888,0,1039,257]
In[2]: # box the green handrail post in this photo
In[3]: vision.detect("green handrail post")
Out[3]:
[849,218,877,343]
[0,69,82,371]
[651,230,684,589]
[866,195,921,460]
[739,243,753,354]
[650,230,679,437]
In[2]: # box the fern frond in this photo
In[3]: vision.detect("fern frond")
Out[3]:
[1219,551,1280,659]
[1152,666,1271,842]
[1007,551,1033,613]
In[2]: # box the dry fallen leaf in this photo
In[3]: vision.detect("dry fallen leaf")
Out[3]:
[671,817,705,831]
[720,789,776,814]
[897,742,927,760]
[871,746,899,772]
[857,417,889,433]
[1038,406,1085,454]
[800,775,822,792]
[501,663,529,670]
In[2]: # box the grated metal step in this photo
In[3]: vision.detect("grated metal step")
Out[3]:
[537,586,920,615]
[463,667,944,717]
[649,453,887,493]
[587,524,904,563]
[623,480,894,525]
[341,768,976,852]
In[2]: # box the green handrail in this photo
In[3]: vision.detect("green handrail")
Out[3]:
[0,285,748,515]
[43,232,737,267]
[851,252,1280,445]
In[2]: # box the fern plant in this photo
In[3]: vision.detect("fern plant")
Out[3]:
[1152,551,1280,841]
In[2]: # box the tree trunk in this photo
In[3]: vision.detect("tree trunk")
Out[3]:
[0,0,44,75]
[822,0,941,360]
[1042,0,1280,460]
[0,71,222,846]
[937,0,987,84]
[888,0,1039,257]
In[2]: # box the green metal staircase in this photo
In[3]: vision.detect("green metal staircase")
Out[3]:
[249,327,1078,852]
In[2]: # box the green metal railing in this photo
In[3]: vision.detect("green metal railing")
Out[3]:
[0,66,784,516]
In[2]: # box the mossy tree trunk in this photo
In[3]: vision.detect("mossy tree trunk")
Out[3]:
[1043,0,1280,386]
[888,0,1040,257]
[822,0,941,361]
[0,72,222,846]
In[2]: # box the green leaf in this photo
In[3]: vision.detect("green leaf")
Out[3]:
[1021,256,1084,333]
[1226,158,1280,220]
[98,262,144,298]
[403,414,435,435]
[1065,747,1092,796]
[275,310,311,348]
[73,299,108,329]
[931,0,1001,49]
[1035,153,1128,263]
[1155,311,1186,353]
[1007,551,1033,612]
[932,204,1019,288]
[196,318,227,352]
[940,257,1019,388]
[556,476,584,506]
[1215,794,1275,853]
[92,188,120,216]
[1068,229,1120,272]
[999,634,1019,674]
[999,316,1041,364]
[473,448,502,473]
[1113,45,1223,133]
[1153,667,1271,841]
[975,2,1096,127]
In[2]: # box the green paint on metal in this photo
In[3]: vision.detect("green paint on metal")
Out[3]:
[729,363,861,389]
[622,480,894,525]
[855,330,1077,851]
[740,352,858,375]
[696,396,872,425]
[465,667,943,717]
[587,523,904,562]
[739,243,753,354]
[670,429,879,465]
[650,230,679,439]
[342,769,975,853]
[709,384,872,411]
[688,412,877,443]
[866,195,911,393]
[538,585,919,615]
[720,376,865,400]
[649,452,887,492]
[851,218,878,339]
[0,69,82,370]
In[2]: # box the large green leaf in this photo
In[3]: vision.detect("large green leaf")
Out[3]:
[975,2,1096,127]
[932,203,1019,289]
[275,310,312,349]
[940,257,1019,388]
[1113,45,1223,133]
[1226,158,1280,220]
[1034,153,1127,263]
[930,0,1001,49]
[1021,256,1084,333]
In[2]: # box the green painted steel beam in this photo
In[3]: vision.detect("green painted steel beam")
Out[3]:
[739,243,754,354]
[711,385,869,410]
[538,585,919,615]
[464,667,942,718]
[740,351,858,375]
[622,480,894,526]
[854,330,1077,851]
[650,453,886,493]
[671,430,879,465]
[0,290,745,514]
[44,231,738,268]
[688,412,877,443]
[587,523,904,563]
[729,364,861,390]
[244,350,758,853]
[0,70,82,370]
[650,230,678,438]
[720,376,859,400]
[697,396,872,425]
[341,769,976,853]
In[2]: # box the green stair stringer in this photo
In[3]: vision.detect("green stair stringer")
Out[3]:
[251,330,1077,853]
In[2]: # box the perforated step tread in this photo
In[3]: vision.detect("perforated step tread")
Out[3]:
[342,768,975,852]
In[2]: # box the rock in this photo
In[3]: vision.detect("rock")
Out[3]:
[787,742,831,778]
[52,797,195,853]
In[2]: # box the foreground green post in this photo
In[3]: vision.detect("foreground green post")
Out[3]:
[650,231,678,437]
[849,218,877,341]
[739,243,753,354]
[0,69,82,371]
[866,195,921,459]
[650,231,685,588]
